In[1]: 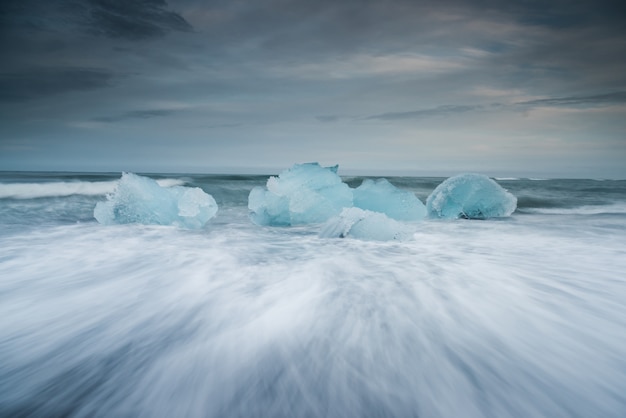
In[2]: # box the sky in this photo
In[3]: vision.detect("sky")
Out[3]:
[1,0,625,178]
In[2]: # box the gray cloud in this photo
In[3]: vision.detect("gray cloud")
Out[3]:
[316,115,341,123]
[178,0,625,56]
[360,90,626,122]
[203,123,244,129]
[87,0,192,40]
[516,92,626,107]
[93,108,178,123]
[0,0,192,103]
[0,67,115,102]
[365,105,484,121]
[1,0,192,40]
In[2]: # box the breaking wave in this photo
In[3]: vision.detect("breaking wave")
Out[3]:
[0,179,186,199]
[520,203,626,215]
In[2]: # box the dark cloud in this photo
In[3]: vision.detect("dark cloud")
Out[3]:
[203,123,243,129]
[93,108,178,123]
[361,91,626,122]
[1,0,191,40]
[316,115,340,123]
[0,0,192,102]
[516,92,626,107]
[179,0,625,55]
[87,0,192,40]
[0,67,115,102]
[513,0,626,26]
[365,105,483,121]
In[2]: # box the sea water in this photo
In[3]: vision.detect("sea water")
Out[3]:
[1,172,625,417]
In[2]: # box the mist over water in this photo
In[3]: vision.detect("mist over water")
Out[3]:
[1,173,625,417]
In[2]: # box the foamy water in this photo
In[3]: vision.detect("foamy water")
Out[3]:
[0,178,185,199]
[1,173,625,417]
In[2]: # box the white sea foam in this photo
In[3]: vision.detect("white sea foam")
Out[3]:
[522,203,626,215]
[1,173,626,417]
[1,217,625,417]
[0,178,186,199]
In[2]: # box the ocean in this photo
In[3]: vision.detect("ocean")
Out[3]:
[1,171,625,417]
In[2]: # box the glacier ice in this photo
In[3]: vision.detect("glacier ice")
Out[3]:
[248,163,353,226]
[426,173,517,219]
[353,178,426,221]
[320,207,411,241]
[94,173,218,229]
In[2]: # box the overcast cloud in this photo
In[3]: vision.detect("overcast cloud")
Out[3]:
[0,0,625,177]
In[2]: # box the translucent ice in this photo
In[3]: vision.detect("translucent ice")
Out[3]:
[353,178,426,221]
[248,163,353,226]
[320,207,411,241]
[94,173,218,228]
[426,173,517,219]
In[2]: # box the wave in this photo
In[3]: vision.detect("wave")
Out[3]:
[153,179,187,188]
[1,212,625,417]
[495,177,549,181]
[515,196,568,209]
[0,178,186,199]
[519,203,626,215]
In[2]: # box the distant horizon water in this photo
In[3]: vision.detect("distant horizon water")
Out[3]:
[1,167,624,180]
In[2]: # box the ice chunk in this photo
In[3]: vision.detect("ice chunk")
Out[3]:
[94,173,218,228]
[248,163,353,226]
[426,173,517,219]
[320,207,411,241]
[353,178,426,221]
